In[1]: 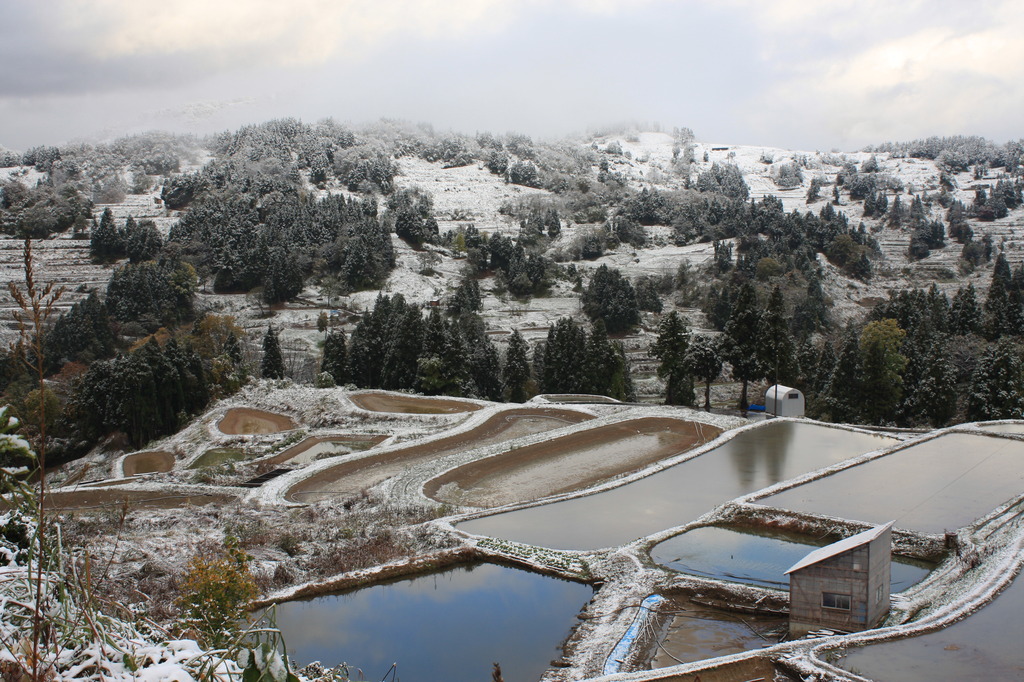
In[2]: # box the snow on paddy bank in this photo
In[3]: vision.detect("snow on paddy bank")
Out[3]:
[46,383,1024,681]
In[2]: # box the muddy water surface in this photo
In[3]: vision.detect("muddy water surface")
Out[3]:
[651,526,930,591]
[760,432,1024,533]
[651,601,784,668]
[121,451,174,476]
[840,566,1024,680]
[287,409,591,502]
[266,435,388,466]
[349,392,482,414]
[457,422,894,550]
[217,408,296,435]
[271,563,592,682]
[426,418,720,508]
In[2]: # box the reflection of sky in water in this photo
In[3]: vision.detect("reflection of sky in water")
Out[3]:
[270,563,592,682]
[762,433,1024,533]
[651,527,929,591]
[458,422,894,550]
[842,567,1024,680]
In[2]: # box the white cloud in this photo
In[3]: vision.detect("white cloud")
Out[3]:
[733,0,1024,146]
[52,0,662,67]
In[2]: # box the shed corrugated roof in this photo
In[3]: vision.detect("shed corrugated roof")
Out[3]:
[784,521,894,575]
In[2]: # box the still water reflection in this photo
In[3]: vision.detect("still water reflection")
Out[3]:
[979,422,1024,434]
[652,601,785,668]
[457,422,894,550]
[271,563,592,682]
[651,526,930,591]
[761,433,1024,533]
[840,567,1024,680]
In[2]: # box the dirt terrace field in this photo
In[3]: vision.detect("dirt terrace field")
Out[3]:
[121,451,176,476]
[217,407,297,434]
[349,392,483,414]
[286,408,592,502]
[264,434,389,466]
[43,489,235,511]
[425,417,723,508]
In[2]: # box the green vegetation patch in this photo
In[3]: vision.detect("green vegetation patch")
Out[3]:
[189,447,248,469]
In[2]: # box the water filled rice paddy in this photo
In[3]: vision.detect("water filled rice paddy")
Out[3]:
[759,432,1024,533]
[457,422,894,550]
[287,408,590,502]
[650,526,931,591]
[840,567,1024,680]
[426,418,720,508]
[651,600,785,668]
[270,563,592,682]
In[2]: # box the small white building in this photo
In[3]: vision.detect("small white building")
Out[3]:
[765,384,805,417]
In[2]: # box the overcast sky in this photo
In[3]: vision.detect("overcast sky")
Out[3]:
[1,0,1021,152]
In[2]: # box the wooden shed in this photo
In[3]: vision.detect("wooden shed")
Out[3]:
[785,522,894,637]
[765,384,805,417]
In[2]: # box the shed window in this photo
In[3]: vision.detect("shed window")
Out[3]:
[822,592,851,610]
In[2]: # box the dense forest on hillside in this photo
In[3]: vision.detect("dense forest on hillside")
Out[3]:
[2,119,1024,462]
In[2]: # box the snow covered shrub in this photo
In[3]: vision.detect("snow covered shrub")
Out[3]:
[772,162,804,188]
[175,537,259,649]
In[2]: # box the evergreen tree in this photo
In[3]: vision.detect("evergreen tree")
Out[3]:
[73,338,209,447]
[652,311,694,406]
[606,340,635,402]
[634,276,663,313]
[90,207,127,262]
[759,286,799,385]
[448,276,482,316]
[105,260,197,330]
[582,265,640,333]
[887,196,905,227]
[584,320,618,397]
[539,318,588,393]
[417,308,467,395]
[381,302,423,391]
[503,330,531,403]
[125,218,163,263]
[820,334,862,423]
[687,334,722,411]
[261,326,284,379]
[811,340,837,395]
[320,331,348,385]
[898,330,942,425]
[390,188,439,246]
[224,330,244,368]
[703,281,734,331]
[984,253,1014,339]
[469,337,503,401]
[967,340,1024,420]
[44,291,116,370]
[263,248,303,304]
[348,294,392,388]
[914,339,958,426]
[722,282,764,410]
[791,274,830,339]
